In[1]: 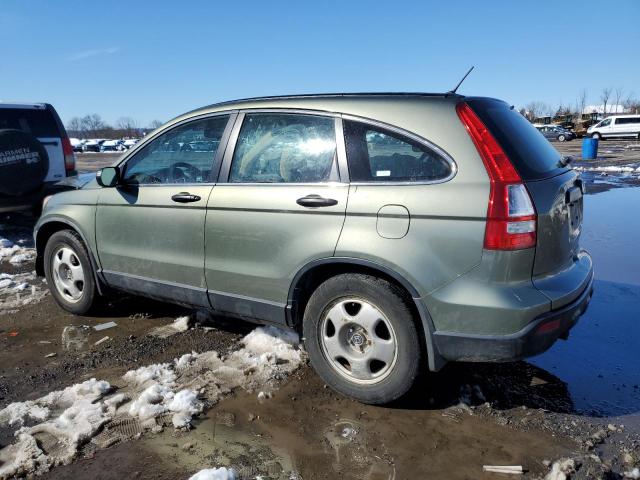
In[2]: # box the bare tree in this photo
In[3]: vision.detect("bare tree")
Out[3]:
[524,101,550,122]
[149,120,164,130]
[576,89,587,116]
[116,117,139,137]
[600,87,612,115]
[613,87,625,113]
[66,117,83,135]
[81,114,106,136]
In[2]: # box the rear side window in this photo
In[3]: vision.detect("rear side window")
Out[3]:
[615,117,640,125]
[229,113,337,183]
[344,120,451,183]
[466,98,565,181]
[0,107,59,137]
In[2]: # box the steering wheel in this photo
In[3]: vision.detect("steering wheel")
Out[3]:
[169,162,202,183]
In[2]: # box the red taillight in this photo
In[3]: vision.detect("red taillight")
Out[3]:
[456,102,537,250]
[62,137,76,174]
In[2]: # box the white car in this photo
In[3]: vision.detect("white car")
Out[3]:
[122,138,138,149]
[587,115,640,140]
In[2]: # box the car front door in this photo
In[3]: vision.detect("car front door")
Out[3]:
[95,113,234,306]
[204,111,348,323]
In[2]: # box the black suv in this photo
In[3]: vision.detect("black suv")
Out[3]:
[0,103,76,214]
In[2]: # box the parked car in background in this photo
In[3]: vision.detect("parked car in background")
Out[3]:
[83,139,105,152]
[100,139,124,152]
[122,138,139,150]
[535,124,575,142]
[70,138,84,153]
[587,115,640,140]
[35,93,593,404]
[0,102,76,213]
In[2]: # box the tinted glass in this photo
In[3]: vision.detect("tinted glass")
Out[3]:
[124,115,229,184]
[229,114,336,183]
[0,108,59,137]
[467,98,566,181]
[344,120,451,182]
[615,117,640,125]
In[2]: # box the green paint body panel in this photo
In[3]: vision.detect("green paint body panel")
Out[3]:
[34,93,594,370]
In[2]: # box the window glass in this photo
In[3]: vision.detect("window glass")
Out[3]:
[0,108,59,137]
[344,120,451,182]
[123,115,229,184]
[600,119,611,127]
[229,114,336,183]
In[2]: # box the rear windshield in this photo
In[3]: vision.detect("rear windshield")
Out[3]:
[467,98,566,181]
[0,107,60,137]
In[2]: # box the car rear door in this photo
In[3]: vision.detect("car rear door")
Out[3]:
[204,111,348,324]
[95,113,234,307]
[468,99,592,309]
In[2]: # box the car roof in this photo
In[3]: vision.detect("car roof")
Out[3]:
[182,92,463,116]
[0,102,48,110]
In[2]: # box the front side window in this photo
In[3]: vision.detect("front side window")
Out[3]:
[123,115,229,184]
[344,120,452,182]
[229,113,337,183]
[600,119,611,127]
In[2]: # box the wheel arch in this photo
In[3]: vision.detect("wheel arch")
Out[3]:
[34,217,105,295]
[287,257,446,371]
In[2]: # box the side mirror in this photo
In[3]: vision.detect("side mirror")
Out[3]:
[96,167,120,187]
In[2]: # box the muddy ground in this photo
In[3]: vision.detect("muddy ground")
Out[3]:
[1,150,639,479]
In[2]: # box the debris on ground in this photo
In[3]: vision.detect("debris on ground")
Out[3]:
[61,325,90,351]
[44,353,56,358]
[482,465,523,474]
[94,336,110,346]
[94,321,118,331]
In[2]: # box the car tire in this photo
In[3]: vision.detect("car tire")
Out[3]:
[303,273,422,404]
[592,133,601,140]
[558,134,566,142]
[44,230,99,315]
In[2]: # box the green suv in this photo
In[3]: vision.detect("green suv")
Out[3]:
[34,93,593,404]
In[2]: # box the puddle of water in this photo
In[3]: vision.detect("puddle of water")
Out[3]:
[530,186,640,419]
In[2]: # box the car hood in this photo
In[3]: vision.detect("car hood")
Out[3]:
[55,172,97,189]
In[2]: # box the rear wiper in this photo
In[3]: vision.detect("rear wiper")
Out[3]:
[558,155,574,167]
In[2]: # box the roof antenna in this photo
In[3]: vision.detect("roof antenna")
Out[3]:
[447,66,474,95]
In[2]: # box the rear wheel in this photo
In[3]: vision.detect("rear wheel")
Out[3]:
[44,230,98,315]
[303,274,422,404]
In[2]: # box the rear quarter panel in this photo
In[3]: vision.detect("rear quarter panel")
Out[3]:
[335,99,489,298]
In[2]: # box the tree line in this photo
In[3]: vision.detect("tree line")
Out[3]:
[520,87,640,122]
[66,114,164,139]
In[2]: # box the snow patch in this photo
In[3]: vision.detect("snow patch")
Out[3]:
[0,326,304,478]
[189,467,236,480]
[545,458,576,480]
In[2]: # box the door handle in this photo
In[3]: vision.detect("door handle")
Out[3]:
[296,194,338,208]
[171,192,201,203]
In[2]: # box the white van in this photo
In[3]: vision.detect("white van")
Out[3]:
[587,115,640,140]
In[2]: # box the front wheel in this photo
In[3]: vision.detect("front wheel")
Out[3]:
[558,134,566,142]
[44,230,99,315]
[592,132,601,140]
[303,274,422,404]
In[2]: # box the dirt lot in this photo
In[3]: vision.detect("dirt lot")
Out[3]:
[0,147,639,479]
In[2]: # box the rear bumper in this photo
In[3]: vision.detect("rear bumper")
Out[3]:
[0,182,75,213]
[432,273,594,362]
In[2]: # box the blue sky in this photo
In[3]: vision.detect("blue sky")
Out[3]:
[1,0,638,126]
